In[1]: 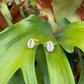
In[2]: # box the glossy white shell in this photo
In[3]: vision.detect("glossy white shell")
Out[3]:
[47,41,54,52]
[27,39,35,49]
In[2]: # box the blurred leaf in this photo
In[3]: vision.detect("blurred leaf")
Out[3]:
[42,8,57,34]
[49,21,57,34]
[0,28,1,31]
[0,1,12,20]
[76,0,84,21]
[0,11,9,30]
[10,1,25,23]
[0,1,12,25]
[45,43,75,84]
[77,7,84,21]
[14,0,20,4]
[42,9,54,21]
[56,21,84,53]
[14,0,25,18]
[0,15,53,83]
[33,6,40,16]
[57,17,71,27]
[52,0,81,22]
[30,0,36,6]
[7,0,14,10]
[36,0,53,13]
[4,0,10,3]
[0,1,25,30]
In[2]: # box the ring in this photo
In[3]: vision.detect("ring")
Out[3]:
[27,38,40,49]
[44,41,57,52]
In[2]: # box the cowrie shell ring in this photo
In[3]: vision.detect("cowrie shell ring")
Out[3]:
[44,41,57,52]
[27,38,40,49]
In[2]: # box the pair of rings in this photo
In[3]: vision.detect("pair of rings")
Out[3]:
[27,38,57,52]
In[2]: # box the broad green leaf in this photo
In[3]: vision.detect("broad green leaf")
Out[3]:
[35,39,75,84]
[0,15,53,84]
[44,41,75,84]
[56,21,84,53]
[52,0,81,22]
[0,14,75,84]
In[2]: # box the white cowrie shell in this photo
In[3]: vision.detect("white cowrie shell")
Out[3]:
[46,41,54,52]
[27,39,35,49]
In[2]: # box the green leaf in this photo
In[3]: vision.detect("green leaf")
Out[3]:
[0,14,75,84]
[44,42,75,84]
[0,15,53,84]
[0,1,12,20]
[35,44,50,84]
[8,69,24,84]
[57,17,71,27]
[21,47,38,84]
[52,0,81,22]
[56,21,84,53]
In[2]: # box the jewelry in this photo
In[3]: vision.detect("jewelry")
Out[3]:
[44,41,57,52]
[27,38,40,49]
